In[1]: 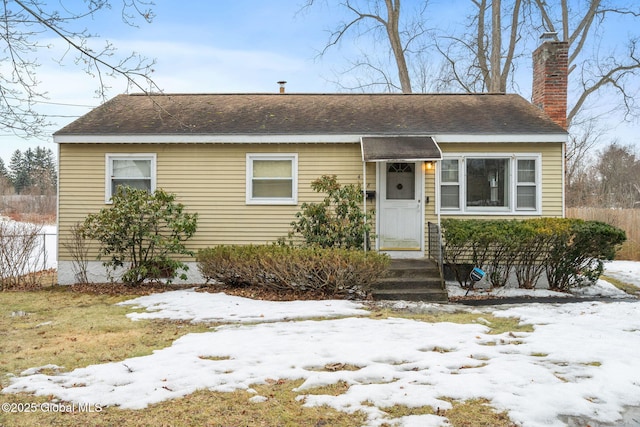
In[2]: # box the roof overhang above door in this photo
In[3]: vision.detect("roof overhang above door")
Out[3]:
[360,136,442,162]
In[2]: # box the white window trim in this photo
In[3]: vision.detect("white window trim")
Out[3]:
[515,156,540,212]
[437,153,542,215]
[246,153,298,205]
[105,153,157,204]
[440,159,461,210]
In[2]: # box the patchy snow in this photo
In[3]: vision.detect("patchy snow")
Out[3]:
[3,261,640,427]
[603,260,640,288]
[119,290,370,323]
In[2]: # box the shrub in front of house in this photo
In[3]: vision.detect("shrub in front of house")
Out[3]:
[441,219,528,288]
[288,175,374,250]
[82,187,198,285]
[545,219,627,290]
[441,218,626,290]
[197,244,389,299]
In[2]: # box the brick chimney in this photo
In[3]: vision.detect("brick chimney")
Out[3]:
[532,34,568,129]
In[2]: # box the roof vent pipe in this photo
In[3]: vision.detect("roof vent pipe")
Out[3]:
[277,81,287,94]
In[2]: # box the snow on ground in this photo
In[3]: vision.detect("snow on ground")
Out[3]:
[446,260,639,300]
[3,261,640,427]
[41,224,56,270]
[0,220,57,272]
[119,290,370,323]
[603,260,640,288]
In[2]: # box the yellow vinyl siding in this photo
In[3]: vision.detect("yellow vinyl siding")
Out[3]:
[58,143,364,261]
[424,162,438,245]
[58,140,564,262]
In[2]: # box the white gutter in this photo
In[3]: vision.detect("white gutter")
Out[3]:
[54,133,568,144]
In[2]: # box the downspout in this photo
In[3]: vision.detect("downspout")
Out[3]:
[363,161,367,252]
[435,160,441,227]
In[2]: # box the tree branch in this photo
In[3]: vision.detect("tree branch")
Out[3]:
[568,40,640,125]
[14,0,159,97]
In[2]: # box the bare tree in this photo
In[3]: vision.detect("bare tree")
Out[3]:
[429,1,640,126]
[307,1,640,128]
[532,0,640,127]
[303,0,431,93]
[0,0,158,138]
[435,0,525,93]
[565,120,604,207]
[595,142,640,208]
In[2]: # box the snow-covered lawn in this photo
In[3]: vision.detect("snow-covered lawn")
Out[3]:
[3,262,640,426]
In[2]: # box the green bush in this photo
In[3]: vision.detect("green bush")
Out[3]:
[441,218,626,290]
[512,218,570,289]
[545,219,627,290]
[288,175,373,249]
[441,219,520,288]
[197,245,389,299]
[83,187,198,285]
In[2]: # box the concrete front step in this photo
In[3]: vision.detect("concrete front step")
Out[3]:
[371,258,448,302]
[373,277,444,290]
[384,259,441,276]
[371,288,449,302]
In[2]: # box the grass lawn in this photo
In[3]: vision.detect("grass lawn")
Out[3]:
[0,286,519,427]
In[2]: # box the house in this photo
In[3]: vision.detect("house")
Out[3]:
[54,39,568,285]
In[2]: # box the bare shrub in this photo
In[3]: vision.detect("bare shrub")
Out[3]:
[61,222,90,284]
[197,245,389,299]
[1,194,56,223]
[0,221,45,290]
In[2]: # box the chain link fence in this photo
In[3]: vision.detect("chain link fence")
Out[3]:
[0,221,56,289]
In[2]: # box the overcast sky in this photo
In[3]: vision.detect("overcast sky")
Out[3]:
[1,0,638,162]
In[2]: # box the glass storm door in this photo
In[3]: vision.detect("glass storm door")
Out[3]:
[379,162,423,252]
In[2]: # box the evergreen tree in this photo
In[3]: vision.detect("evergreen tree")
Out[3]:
[8,147,57,194]
[0,158,8,180]
[9,149,30,194]
[31,147,57,194]
[0,158,11,194]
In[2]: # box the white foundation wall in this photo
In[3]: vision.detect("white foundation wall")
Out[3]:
[57,261,206,285]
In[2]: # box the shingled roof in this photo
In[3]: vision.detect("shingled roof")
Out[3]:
[55,93,566,136]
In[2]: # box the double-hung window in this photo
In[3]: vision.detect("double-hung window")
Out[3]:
[439,154,540,214]
[440,159,460,209]
[246,153,298,204]
[516,159,537,210]
[105,154,156,203]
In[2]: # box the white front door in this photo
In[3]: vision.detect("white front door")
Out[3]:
[378,162,423,256]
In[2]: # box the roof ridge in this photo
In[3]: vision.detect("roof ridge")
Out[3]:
[125,92,510,97]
